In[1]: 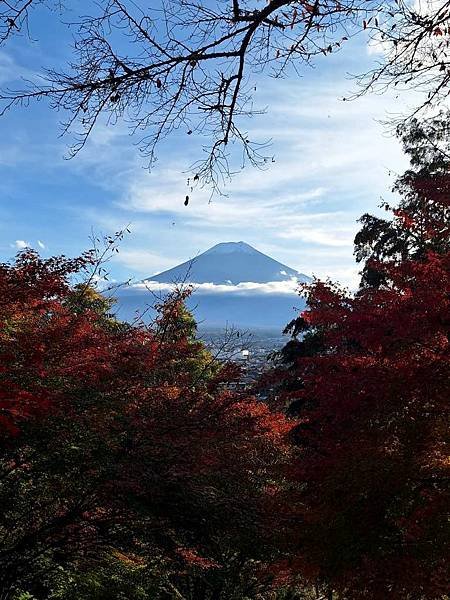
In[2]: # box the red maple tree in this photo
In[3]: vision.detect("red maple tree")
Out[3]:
[270,125,450,597]
[277,251,449,599]
[0,249,292,598]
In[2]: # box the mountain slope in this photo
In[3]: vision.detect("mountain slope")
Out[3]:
[115,289,305,329]
[115,242,309,328]
[147,241,309,285]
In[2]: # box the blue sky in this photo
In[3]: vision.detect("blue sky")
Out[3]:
[0,4,415,288]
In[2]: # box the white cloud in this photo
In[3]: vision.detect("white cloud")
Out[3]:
[367,31,391,56]
[277,219,358,247]
[116,78,408,226]
[0,11,423,300]
[37,240,45,249]
[0,52,20,85]
[75,63,414,290]
[131,278,302,296]
[120,177,330,230]
[14,240,29,249]
[115,249,179,276]
[0,50,43,86]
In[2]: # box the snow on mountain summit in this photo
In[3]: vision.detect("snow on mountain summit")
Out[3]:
[203,241,257,255]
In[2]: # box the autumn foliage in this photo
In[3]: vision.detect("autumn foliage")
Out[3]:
[1,122,449,599]
[0,249,291,598]
[280,252,449,599]
[273,131,450,599]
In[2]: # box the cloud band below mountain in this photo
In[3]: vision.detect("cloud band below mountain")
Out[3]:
[129,279,303,296]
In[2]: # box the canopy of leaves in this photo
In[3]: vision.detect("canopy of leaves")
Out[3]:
[355,118,450,287]
[0,249,292,599]
[267,125,450,597]
[279,251,450,599]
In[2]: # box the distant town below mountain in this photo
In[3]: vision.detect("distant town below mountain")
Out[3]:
[115,242,309,329]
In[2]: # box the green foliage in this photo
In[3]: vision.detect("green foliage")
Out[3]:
[45,556,161,600]
[355,118,450,287]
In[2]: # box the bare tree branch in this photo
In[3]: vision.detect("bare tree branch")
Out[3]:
[0,0,389,192]
[355,1,450,122]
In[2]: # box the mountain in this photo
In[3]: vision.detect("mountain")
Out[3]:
[115,242,309,329]
[147,241,309,285]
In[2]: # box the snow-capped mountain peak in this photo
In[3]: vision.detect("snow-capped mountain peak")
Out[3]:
[203,241,257,255]
[146,241,310,285]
